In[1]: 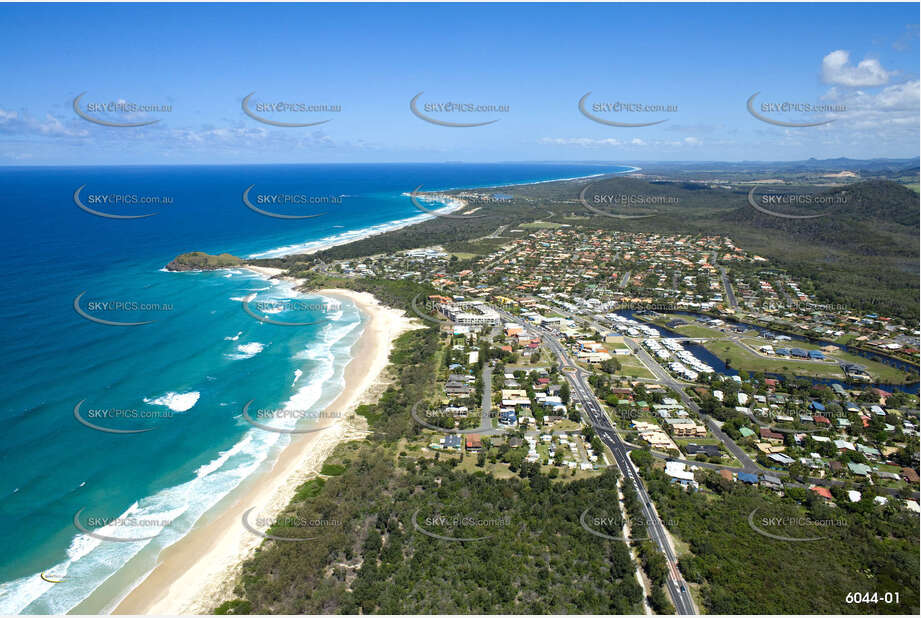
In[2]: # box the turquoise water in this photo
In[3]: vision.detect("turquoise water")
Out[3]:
[0,162,631,613]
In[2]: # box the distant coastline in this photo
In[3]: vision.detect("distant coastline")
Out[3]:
[249,166,635,260]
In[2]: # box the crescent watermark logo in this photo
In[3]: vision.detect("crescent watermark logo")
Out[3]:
[410,400,484,435]
[746,92,836,128]
[583,415,619,435]
[746,186,839,220]
[409,92,500,127]
[580,507,648,542]
[747,507,827,542]
[410,185,486,219]
[73,291,155,327]
[410,293,454,325]
[73,399,157,435]
[73,508,161,543]
[73,184,158,220]
[40,572,67,584]
[578,183,658,219]
[241,294,329,326]
[240,507,320,542]
[240,400,335,434]
[72,92,161,128]
[240,92,333,127]
[410,509,492,542]
[754,420,823,435]
[242,185,327,220]
[578,92,668,127]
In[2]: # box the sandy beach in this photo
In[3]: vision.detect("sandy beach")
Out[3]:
[242,264,296,283]
[112,288,418,615]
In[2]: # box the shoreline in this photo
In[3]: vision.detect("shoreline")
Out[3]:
[112,288,419,615]
[247,166,635,260]
[104,165,633,614]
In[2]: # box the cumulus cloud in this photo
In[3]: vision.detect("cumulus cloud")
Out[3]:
[821,50,893,87]
[0,107,89,137]
[819,80,920,131]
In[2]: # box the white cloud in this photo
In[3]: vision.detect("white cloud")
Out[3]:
[0,107,89,137]
[821,50,893,87]
[818,80,920,132]
[538,136,706,149]
[538,137,623,147]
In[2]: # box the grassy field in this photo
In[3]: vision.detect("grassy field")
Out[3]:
[453,452,519,479]
[519,220,566,229]
[738,337,913,383]
[615,355,656,379]
[834,333,858,345]
[639,315,726,340]
[702,340,848,379]
[672,323,727,339]
[544,419,583,432]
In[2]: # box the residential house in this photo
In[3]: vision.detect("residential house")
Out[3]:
[760,427,784,445]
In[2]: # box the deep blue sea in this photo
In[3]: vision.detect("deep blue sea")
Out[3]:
[0,162,630,614]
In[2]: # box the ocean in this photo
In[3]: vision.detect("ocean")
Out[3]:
[0,162,630,614]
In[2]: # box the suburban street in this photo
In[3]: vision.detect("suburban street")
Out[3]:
[627,342,759,472]
[495,307,698,615]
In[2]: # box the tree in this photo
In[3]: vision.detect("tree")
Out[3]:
[630,449,654,470]
[560,381,571,405]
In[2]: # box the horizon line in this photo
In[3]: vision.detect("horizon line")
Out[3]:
[1,156,918,169]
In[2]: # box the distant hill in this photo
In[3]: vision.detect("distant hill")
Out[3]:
[637,157,921,181]
[711,180,918,318]
[724,180,919,235]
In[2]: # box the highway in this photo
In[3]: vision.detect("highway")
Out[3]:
[718,266,738,309]
[495,308,698,615]
[478,327,498,432]
[535,302,758,472]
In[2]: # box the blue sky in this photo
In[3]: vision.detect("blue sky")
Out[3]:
[0,2,918,165]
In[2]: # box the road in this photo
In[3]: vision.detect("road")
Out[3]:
[496,308,697,615]
[619,270,632,289]
[476,245,522,276]
[628,342,758,472]
[540,302,758,472]
[718,266,738,309]
[775,278,795,305]
[478,328,498,432]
